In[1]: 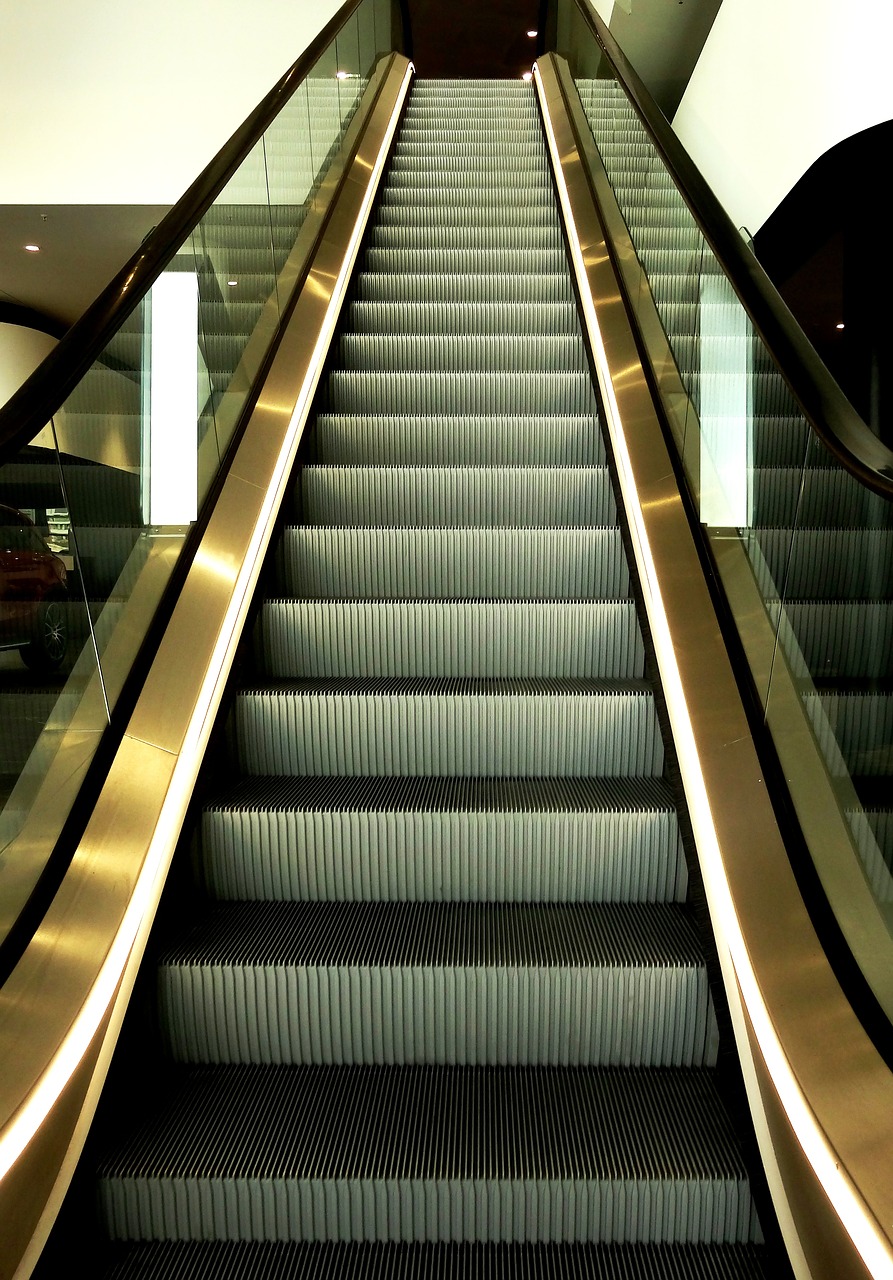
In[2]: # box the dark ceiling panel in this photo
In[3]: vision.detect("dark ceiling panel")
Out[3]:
[407,0,541,78]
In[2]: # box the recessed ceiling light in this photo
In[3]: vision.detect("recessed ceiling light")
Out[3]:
[527,29,538,36]
[836,322,845,330]
[522,71,533,81]
[227,279,238,287]
[24,244,40,253]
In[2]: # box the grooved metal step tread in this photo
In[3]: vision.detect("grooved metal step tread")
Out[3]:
[238,677,651,696]
[98,1064,753,1243]
[161,900,703,968]
[206,775,676,815]
[100,1239,772,1280]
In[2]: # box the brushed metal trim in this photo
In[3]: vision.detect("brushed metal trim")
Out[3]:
[0,53,413,1280]
[537,52,893,1280]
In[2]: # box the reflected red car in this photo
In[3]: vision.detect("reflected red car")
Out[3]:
[0,505,68,672]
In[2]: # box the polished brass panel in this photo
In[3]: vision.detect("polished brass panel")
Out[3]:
[0,53,413,1280]
[537,52,893,1280]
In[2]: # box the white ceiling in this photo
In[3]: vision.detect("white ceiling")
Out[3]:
[0,204,171,329]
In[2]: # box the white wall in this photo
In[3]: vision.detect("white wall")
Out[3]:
[587,0,615,23]
[0,325,57,408]
[0,0,344,204]
[673,0,893,232]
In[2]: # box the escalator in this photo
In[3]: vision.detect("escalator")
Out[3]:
[4,5,893,1278]
[83,76,772,1278]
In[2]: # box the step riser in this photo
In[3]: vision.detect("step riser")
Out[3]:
[361,249,567,273]
[160,964,715,1067]
[299,468,614,528]
[353,274,574,303]
[254,602,643,679]
[232,692,664,778]
[275,529,630,600]
[308,415,605,465]
[318,372,597,415]
[368,227,564,251]
[100,1176,753,1245]
[331,336,587,371]
[341,302,578,335]
[201,808,685,904]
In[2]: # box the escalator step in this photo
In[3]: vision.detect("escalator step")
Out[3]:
[158,900,714,1067]
[252,599,644,678]
[100,1239,772,1280]
[341,300,578,335]
[275,527,629,599]
[308,414,604,465]
[367,226,564,250]
[360,248,566,274]
[318,370,596,414]
[231,678,663,777]
[385,168,553,190]
[353,272,574,303]
[98,1064,753,1243]
[375,197,558,223]
[201,775,684,904]
[332,334,586,371]
[299,466,613,527]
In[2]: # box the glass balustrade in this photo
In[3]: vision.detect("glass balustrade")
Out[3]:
[0,0,402,956]
[551,0,893,1022]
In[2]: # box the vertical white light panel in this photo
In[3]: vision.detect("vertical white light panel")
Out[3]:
[698,272,752,528]
[144,272,198,526]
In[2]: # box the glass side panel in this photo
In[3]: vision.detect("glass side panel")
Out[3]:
[191,135,278,470]
[0,0,398,958]
[0,432,104,881]
[553,1,893,1018]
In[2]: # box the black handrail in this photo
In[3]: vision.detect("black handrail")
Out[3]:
[563,0,893,501]
[0,0,405,463]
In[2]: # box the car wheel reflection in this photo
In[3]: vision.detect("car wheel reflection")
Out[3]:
[21,596,68,672]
